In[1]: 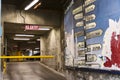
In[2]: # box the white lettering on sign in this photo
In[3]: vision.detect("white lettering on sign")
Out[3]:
[85,0,96,6]
[72,6,83,15]
[74,13,83,20]
[85,22,96,30]
[85,4,95,13]
[75,31,84,37]
[77,42,85,48]
[78,50,85,55]
[25,25,39,30]
[78,60,85,65]
[85,14,96,22]
[87,44,102,52]
[76,21,84,27]
[86,54,97,62]
[86,29,103,39]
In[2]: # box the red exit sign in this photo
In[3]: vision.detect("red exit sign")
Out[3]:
[25,25,39,30]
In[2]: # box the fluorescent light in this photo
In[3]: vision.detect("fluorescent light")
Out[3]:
[35,48,39,49]
[15,34,34,37]
[14,38,30,40]
[34,2,41,9]
[25,0,39,10]
[37,39,40,41]
[38,28,50,30]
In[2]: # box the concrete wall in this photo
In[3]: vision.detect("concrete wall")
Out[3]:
[40,28,63,71]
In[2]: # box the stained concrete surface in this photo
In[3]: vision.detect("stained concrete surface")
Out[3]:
[3,62,66,80]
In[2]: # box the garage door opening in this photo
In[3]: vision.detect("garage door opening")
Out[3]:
[3,22,51,62]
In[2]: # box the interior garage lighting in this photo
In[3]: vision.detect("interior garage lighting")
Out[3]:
[39,28,50,30]
[37,39,40,41]
[25,0,39,10]
[15,34,34,37]
[35,48,40,49]
[14,38,30,41]
[34,2,41,9]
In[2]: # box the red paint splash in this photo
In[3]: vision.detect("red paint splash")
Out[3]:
[104,32,120,68]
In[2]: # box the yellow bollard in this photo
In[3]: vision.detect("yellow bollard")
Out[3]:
[3,61,6,74]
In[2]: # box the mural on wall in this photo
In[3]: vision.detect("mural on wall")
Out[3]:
[64,3,75,66]
[64,0,120,70]
[85,0,120,70]
[103,19,120,69]
[72,0,85,67]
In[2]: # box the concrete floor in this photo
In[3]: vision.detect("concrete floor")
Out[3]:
[3,62,66,80]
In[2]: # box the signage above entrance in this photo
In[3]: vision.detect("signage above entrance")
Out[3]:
[25,25,50,31]
[25,25,39,30]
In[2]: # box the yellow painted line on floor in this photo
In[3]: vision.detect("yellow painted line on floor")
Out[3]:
[0,56,54,59]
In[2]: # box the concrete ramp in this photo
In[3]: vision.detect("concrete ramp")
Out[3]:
[3,62,66,80]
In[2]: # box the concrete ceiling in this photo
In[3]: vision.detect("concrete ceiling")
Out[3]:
[2,0,71,10]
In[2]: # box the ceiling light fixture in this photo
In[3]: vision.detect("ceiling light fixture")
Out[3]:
[14,38,30,41]
[15,34,34,37]
[38,28,50,30]
[25,0,39,10]
[36,39,40,41]
[35,48,40,49]
[34,2,41,9]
